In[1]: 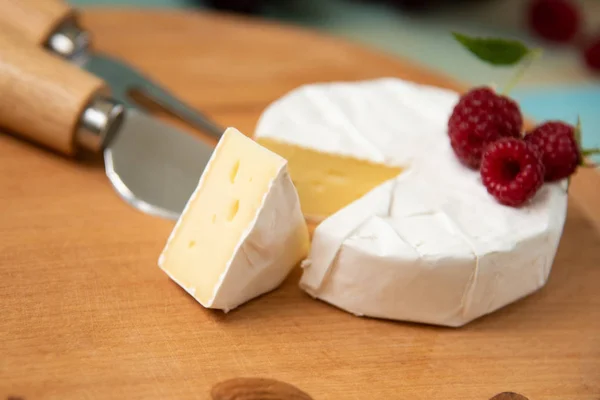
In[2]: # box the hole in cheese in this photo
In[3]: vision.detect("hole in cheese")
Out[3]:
[227,199,240,221]
[230,160,240,183]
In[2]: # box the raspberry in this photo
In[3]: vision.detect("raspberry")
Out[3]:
[448,87,523,169]
[528,0,581,43]
[481,138,545,207]
[583,35,600,72]
[524,121,581,181]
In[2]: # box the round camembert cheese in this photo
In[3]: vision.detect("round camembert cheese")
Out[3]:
[254,78,568,327]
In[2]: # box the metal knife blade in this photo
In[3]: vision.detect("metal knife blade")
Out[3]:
[105,109,214,220]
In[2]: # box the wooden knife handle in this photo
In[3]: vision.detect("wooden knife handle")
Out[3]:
[0,25,108,155]
[0,0,74,45]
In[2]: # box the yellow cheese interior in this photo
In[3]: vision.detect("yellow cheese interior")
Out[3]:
[256,138,402,220]
[160,128,286,305]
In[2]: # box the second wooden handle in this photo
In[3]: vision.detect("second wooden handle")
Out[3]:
[0,25,107,155]
[0,0,74,45]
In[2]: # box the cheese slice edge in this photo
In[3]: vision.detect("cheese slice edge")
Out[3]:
[159,127,309,311]
[256,137,402,221]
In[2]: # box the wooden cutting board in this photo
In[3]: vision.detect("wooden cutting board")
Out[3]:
[1,10,599,400]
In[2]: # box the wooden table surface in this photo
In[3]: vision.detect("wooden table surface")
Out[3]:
[1,10,599,400]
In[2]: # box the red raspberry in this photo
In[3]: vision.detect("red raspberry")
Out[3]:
[524,121,581,181]
[448,87,523,169]
[583,35,600,72]
[528,0,581,43]
[481,138,545,207]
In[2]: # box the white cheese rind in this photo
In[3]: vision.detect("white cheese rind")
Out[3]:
[210,166,307,312]
[255,78,458,167]
[257,78,568,327]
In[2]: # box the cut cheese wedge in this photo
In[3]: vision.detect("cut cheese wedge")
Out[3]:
[158,127,310,312]
[255,138,402,221]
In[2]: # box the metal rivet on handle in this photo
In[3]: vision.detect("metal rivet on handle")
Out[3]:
[76,97,125,152]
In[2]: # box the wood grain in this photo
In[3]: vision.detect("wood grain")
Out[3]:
[0,10,598,400]
[0,25,106,154]
[0,0,73,45]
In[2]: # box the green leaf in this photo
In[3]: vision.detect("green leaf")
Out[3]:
[452,32,532,66]
[574,115,582,147]
[573,117,599,165]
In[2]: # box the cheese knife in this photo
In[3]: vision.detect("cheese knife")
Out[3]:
[0,0,223,140]
[0,26,217,220]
